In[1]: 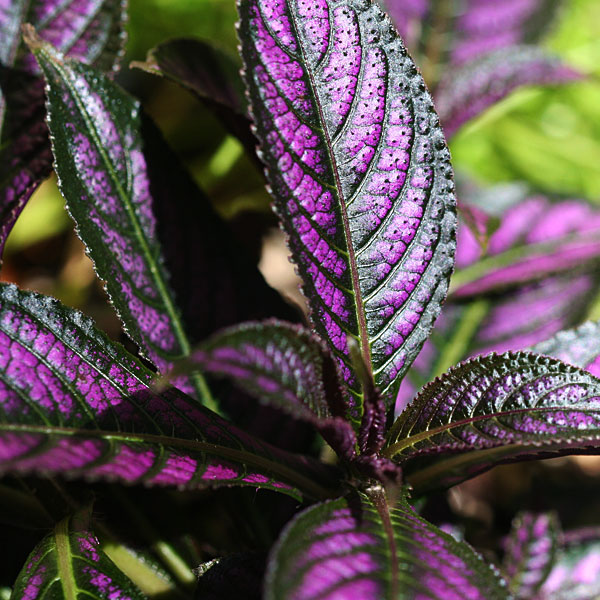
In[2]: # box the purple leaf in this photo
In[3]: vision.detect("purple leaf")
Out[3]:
[265,490,507,599]
[503,512,559,599]
[532,320,600,379]
[385,351,600,495]
[0,283,341,501]
[0,0,126,261]
[27,30,298,401]
[175,319,357,459]
[11,508,145,600]
[239,0,456,418]
[132,38,258,159]
[436,46,581,138]
[449,0,563,66]
[452,195,600,298]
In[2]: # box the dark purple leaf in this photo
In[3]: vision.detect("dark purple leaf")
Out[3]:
[436,46,581,138]
[11,509,146,600]
[265,489,507,599]
[174,320,357,459]
[540,539,600,599]
[0,0,126,261]
[503,511,559,599]
[385,351,600,494]
[452,196,600,298]
[27,30,298,401]
[239,0,456,418]
[0,283,341,501]
[532,321,600,378]
[132,38,258,158]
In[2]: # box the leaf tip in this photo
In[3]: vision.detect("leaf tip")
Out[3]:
[21,23,41,52]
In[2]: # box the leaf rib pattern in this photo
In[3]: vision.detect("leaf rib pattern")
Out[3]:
[239,0,456,417]
[11,510,146,600]
[264,491,507,599]
[0,283,340,501]
[386,352,600,493]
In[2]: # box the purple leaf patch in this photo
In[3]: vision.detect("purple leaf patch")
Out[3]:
[239,0,456,418]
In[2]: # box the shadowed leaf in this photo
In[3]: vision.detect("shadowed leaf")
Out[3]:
[132,38,257,157]
[386,352,600,494]
[0,283,341,501]
[265,490,507,599]
[11,509,146,600]
[0,0,126,261]
[239,0,456,420]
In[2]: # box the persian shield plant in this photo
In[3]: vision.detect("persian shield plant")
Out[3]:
[1,0,600,598]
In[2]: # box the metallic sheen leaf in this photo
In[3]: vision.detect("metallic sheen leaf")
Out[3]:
[0,283,340,501]
[264,490,507,599]
[11,510,145,600]
[503,512,559,599]
[385,351,600,494]
[239,0,456,419]
[436,46,581,138]
[176,320,357,458]
[0,0,126,261]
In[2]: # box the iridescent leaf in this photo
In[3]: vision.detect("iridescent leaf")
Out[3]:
[0,283,341,501]
[27,30,297,400]
[452,196,600,298]
[265,490,507,599]
[132,38,257,157]
[11,509,146,600]
[532,321,600,378]
[385,352,600,494]
[239,0,456,419]
[436,46,581,138]
[174,320,357,458]
[503,512,559,599]
[0,0,126,260]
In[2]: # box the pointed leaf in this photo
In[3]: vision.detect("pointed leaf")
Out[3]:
[239,0,456,418]
[11,509,146,600]
[0,0,127,260]
[0,283,341,501]
[451,196,600,298]
[132,38,257,157]
[176,320,357,458]
[27,31,297,399]
[265,490,507,599]
[532,320,600,378]
[436,46,581,138]
[503,512,559,599]
[385,351,600,494]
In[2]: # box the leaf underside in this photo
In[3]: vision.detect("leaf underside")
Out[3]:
[0,283,340,501]
[11,509,146,600]
[386,351,600,494]
[265,490,507,599]
[239,0,456,419]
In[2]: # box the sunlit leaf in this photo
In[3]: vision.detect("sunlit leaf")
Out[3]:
[239,0,456,419]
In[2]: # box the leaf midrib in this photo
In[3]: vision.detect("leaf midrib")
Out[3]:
[383,403,600,458]
[55,516,78,600]
[38,46,212,404]
[0,423,339,500]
